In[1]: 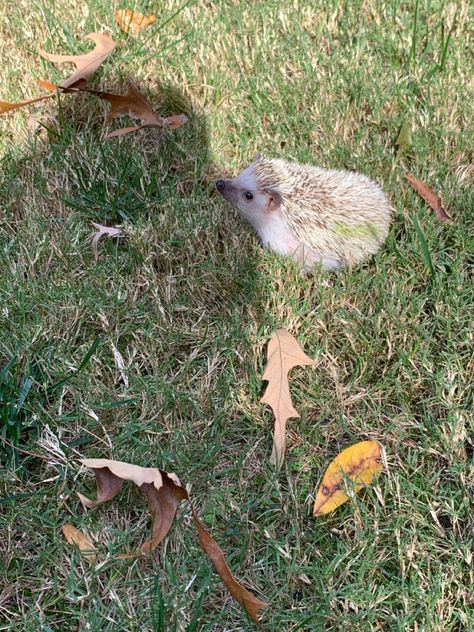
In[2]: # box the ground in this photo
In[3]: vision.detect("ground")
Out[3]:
[0,1,472,631]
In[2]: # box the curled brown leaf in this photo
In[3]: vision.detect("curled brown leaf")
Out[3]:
[95,80,188,139]
[78,459,267,626]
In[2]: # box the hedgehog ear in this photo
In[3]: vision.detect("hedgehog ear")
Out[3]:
[265,189,282,213]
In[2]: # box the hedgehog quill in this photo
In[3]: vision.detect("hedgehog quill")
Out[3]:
[216,154,391,271]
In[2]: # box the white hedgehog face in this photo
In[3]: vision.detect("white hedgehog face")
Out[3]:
[215,159,281,227]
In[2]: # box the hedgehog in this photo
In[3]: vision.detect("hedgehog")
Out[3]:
[215,154,391,271]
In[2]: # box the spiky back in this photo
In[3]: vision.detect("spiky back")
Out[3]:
[252,156,391,262]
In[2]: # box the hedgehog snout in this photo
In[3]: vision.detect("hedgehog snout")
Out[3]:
[215,180,226,192]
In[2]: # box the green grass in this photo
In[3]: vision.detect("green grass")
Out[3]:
[1,1,473,630]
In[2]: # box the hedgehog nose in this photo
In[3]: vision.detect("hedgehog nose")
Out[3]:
[215,180,225,192]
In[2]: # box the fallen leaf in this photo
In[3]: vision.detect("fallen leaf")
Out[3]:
[261,329,315,468]
[191,506,266,627]
[395,119,412,157]
[313,440,383,517]
[163,113,189,130]
[78,459,267,626]
[61,523,97,562]
[0,93,53,115]
[405,173,451,223]
[104,123,153,139]
[115,9,157,33]
[101,80,161,125]
[38,32,116,89]
[36,79,59,92]
[96,80,188,139]
[91,223,123,262]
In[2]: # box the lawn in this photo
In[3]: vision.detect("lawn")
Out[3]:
[0,1,472,630]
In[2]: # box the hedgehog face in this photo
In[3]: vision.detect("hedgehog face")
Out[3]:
[215,160,281,229]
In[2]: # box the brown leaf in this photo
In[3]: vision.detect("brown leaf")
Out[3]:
[191,508,267,627]
[91,223,123,262]
[115,9,157,34]
[405,173,451,223]
[36,79,58,92]
[313,440,383,517]
[38,32,116,89]
[0,93,53,115]
[103,124,154,139]
[261,329,315,468]
[79,459,267,625]
[163,113,189,130]
[101,80,161,125]
[61,523,97,563]
[95,80,188,139]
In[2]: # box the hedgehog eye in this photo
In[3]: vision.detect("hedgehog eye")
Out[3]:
[244,191,254,200]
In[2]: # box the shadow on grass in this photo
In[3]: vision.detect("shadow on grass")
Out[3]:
[0,76,264,462]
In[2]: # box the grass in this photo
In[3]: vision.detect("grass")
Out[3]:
[0,0,473,630]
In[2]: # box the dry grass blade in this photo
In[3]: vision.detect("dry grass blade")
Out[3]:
[261,329,315,468]
[91,223,123,262]
[38,33,116,89]
[61,523,97,563]
[405,173,451,223]
[78,459,267,625]
[115,9,157,33]
[313,440,383,516]
[111,342,129,387]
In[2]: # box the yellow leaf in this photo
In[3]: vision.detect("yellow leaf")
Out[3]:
[261,329,315,468]
[61,523,97,562]
[115,9,157,34]
[313,440,383,516]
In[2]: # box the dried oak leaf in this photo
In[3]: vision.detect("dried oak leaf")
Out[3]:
[97,80,188,139]
[261,329,315,469]
[115,9,157,33]
[91,223,123,262]
[61,523,97,563]
[38,32,116,89]
[405,173,451,223]
[313,440,383,517]
[78,459,267,627]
